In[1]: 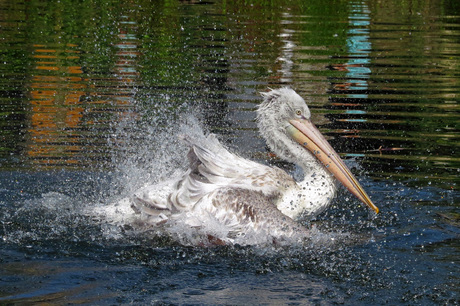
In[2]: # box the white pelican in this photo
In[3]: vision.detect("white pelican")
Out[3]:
[131,88,378,245]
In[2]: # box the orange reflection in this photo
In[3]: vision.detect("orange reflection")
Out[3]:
[27,44,86,167]
[27,22,140,169]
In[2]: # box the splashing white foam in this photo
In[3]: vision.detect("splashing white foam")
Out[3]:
[87,113,213,242]
[83,113,360,247]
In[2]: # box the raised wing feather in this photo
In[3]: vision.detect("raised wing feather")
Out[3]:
[169,134,296,211]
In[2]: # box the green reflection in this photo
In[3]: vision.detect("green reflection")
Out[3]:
[0,0,458,190]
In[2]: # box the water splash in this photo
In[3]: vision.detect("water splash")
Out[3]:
[88,112,213,241]
[81,110,364,247]
[0,106,372,248]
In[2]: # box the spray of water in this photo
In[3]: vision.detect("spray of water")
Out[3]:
[0,99,370,249]
[85,110,365,247]
[88,110,214,243]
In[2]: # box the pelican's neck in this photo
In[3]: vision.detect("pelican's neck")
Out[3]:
[275,149,337,220]
[257,112,337,219]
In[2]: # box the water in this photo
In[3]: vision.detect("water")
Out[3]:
[1,0,459,304]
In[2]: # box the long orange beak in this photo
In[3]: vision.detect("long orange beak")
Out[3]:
[287,118,379,214]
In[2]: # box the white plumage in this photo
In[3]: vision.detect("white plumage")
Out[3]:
[130,88,377,245]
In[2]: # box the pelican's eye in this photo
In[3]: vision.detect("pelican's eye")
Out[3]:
[295,109,302,116]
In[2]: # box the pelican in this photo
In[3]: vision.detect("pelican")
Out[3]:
[131,88,378,245]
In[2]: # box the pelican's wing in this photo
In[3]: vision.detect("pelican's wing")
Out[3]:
[192,187,309,244]
[196,134,294,193]
[169,134,296,211]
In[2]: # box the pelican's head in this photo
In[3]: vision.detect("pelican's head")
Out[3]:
[258,88,313,161]
[258,87,379,214]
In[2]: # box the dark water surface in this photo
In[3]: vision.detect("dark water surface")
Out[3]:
[1,0,459,304]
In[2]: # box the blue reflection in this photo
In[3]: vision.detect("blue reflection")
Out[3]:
[345,109,367,114]
[343,153,366,157]
[346,2,371,99]
[344,118,368,122]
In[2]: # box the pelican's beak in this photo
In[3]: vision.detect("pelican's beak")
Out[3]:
[287,118,379,214]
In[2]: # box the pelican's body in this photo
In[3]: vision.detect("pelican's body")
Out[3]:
[131,88,378,245]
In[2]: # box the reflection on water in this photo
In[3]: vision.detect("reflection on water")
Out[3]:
[345,1,371,96]
[1,0,456,188]
[0,258,116,304]
[28,43,87,166]
[0,0,459,304]
[1,2,142,169]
